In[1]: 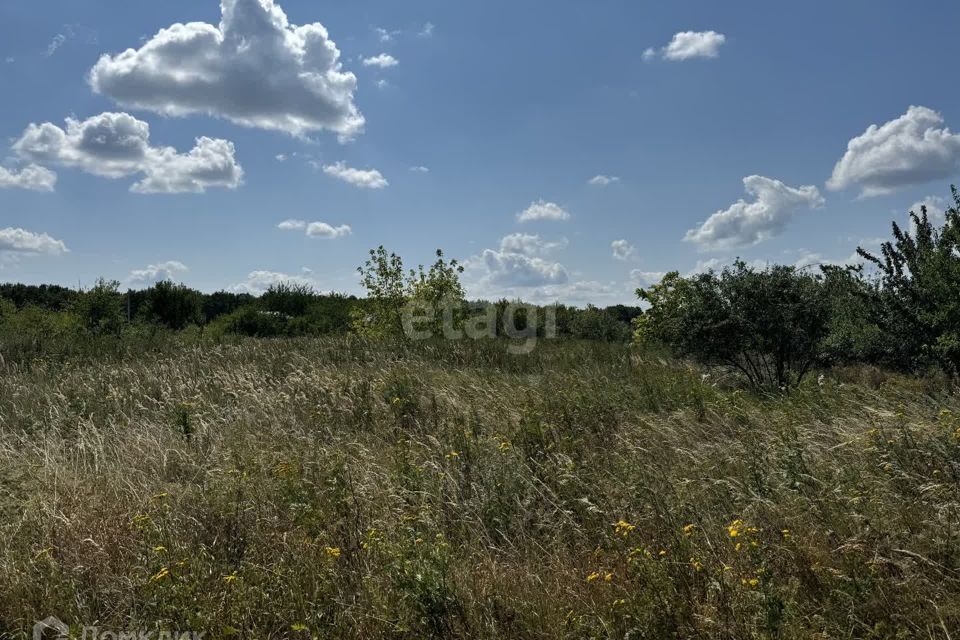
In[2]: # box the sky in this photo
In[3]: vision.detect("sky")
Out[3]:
[2,0,960,305]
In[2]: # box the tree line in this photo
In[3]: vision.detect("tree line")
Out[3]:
[4,185,960,389]
[636,187,960,389]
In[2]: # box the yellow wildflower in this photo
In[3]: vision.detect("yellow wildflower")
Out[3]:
[728,519,744,538]
[150,567,170,583]
[325,546,342,558]
[614,519,636,537]
[682,524,696,537]
[586,571,601,582]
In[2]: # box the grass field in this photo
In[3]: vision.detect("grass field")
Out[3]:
[2,336,960,638]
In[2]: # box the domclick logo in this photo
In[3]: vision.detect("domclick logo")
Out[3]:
[33,617,68,640]
[32,617,206,640]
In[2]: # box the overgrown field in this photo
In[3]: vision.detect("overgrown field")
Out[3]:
[2,337,960,638]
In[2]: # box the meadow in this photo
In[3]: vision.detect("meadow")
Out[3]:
[2,335,960,638]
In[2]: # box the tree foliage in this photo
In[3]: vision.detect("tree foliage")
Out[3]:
[856,188,960,374]
[635,262,831,389]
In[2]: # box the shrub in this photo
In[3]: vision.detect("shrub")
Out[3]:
[139,280,203,330]
[72,278,125,335]
[635,261,831,389]
[857,187,960,374]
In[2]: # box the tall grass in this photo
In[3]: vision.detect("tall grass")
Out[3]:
[1,336,959,638]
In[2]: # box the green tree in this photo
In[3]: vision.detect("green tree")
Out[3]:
[140,281,203,330]
[634,261,831,389]
[407,250,466,336]
[73,279,125,335]
[352,246,408,338]
[857,188,960,373]
[260,282,316,317]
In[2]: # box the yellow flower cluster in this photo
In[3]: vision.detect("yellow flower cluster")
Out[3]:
[614,519,636,537]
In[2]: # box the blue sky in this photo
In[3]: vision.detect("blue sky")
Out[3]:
[2,0,959,304]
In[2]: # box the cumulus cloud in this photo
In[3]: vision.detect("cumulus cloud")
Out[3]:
[630,269,666,286]
[321,161,388,189]
[827,106,960,198]
[0,164,57,192]
[0,228,68,255]
[306,222,351,238]
[498,233,567,256]
[278,219,351,238]
[588,175,620,186]
[611,239,636,261]
[127,260,188,286]
[419,23,435,37]
[464,233,570,291]
[232,269,317,294]
[88,0,364,139]
[12,112,243,194]
[516,200,571,223]
[684,175,824,250]
[363,54,398,68]
[479,250,569,287]
[908,195,949,233]
[409,165,430,173]
[644,31,726,62]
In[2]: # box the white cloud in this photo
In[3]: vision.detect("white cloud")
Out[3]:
[306,222,351,238]
[479,250,569,287]
[13,112,243,194]
[498,233,567,256]
[827,106,960,198]
[0,228,68,255]
[278,218,351,238]
[419,22,435,38]
[374,27,400,43]
[409,165,430,173]
[46,33,67,57]
[275,154,287,162]
[465,233,570,291]
[630,269,666,286]
[127,260,188,286]
[516,200,571,223]
[908,195,949,233]
[0,164,57,192]
[645,31,726,62]
[684,175,824,250]
[611,239,636,261]
[321,161,388,189]
[363,53,398,68]
[588,174,620,186]
[375,79,390,90]
[232,270,317,294]
[4,57,14,64]
[88,0,363,139]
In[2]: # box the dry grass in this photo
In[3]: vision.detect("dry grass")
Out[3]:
[2,336,960,638]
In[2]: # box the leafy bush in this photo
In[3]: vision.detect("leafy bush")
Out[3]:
[72,278,125,335]
[635,261,831,389]
[139,280,203,330]
[569,305,632,342]
[857,188,960,374]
